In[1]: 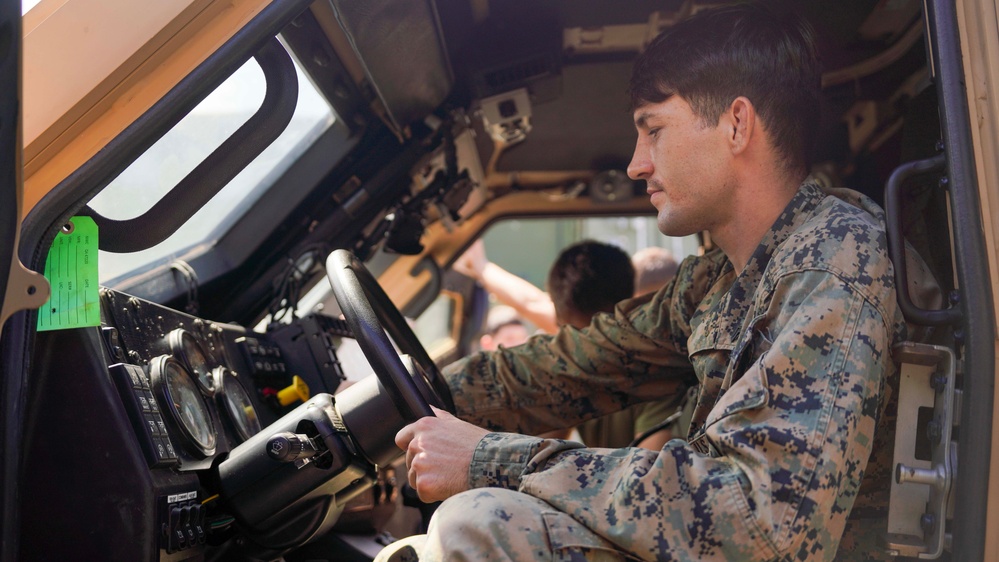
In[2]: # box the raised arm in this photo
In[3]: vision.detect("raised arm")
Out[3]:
[453,240,560,334]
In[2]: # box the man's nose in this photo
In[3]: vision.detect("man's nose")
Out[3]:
[627,142,652,180]
[627,154,652,180]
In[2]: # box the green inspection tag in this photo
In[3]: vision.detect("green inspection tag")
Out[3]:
[37,216,101,331]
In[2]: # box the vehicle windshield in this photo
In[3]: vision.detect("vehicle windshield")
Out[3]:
[89,53,335,283]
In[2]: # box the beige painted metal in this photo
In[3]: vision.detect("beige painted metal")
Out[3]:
[1,256,50,335]
[480,134,593,191]
[887,359,936,542]
[423,289,464,361]
[23,0,208,156]
[21,0,274,218]
[955,1,999,560]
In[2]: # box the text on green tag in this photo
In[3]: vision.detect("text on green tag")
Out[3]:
[37,216,100,331]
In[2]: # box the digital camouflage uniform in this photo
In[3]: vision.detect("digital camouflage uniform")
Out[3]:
[424,181,926,561]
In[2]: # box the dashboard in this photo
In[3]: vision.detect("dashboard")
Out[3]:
[19,287,387,560]
[100,288,356,472]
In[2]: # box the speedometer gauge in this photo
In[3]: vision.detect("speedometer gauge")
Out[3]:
[168,329,216,395]
[150,355,217,457]
[214,367,261,442]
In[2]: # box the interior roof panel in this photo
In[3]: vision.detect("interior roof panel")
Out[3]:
[496,61,636,172]
[556,0,687,28]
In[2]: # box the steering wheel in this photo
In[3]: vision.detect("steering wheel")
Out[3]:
[325,249,455,421]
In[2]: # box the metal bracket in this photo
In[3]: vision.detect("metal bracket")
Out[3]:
[0,258,50,338]
[885,342,956,559]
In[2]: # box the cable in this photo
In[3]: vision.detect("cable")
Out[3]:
[266,243,329,326]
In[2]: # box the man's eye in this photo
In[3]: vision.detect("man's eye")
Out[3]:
[648,128,661,138]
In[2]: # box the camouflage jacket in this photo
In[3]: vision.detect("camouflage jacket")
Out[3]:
[442,181,909,561]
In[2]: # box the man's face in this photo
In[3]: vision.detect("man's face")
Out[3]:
[480,323,530,351]
[627,96,734,237]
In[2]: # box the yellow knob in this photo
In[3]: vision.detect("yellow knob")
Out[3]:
[277,375,310,406]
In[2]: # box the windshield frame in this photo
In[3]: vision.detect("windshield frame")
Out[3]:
[91,43,338,284]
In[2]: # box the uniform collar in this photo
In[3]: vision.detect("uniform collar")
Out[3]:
[691,180,827,352]
[740,179,827,286]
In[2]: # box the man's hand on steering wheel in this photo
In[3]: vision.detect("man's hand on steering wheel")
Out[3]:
[395,407,488,502]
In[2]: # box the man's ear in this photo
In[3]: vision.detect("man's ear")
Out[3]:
[725,96,756,155]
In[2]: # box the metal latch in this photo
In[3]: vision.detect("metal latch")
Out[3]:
[884,342,956,559]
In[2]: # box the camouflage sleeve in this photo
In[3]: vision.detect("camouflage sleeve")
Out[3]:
[467,269,893,561]
[443,250,727,436]
[631,396,683,435]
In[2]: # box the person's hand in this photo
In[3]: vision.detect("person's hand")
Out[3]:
[395,407,489,502]
[453,239,488,281]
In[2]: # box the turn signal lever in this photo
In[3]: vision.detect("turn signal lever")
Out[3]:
[267,432,321,466]
[215,394,374,543]
[213,369,419,549]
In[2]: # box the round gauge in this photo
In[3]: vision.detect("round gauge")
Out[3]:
[214,367,261,442]
[151,355,217,457]
[168,329,215,396]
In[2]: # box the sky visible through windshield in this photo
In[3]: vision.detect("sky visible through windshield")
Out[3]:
[20,0,337,284]
[91,58,334,283]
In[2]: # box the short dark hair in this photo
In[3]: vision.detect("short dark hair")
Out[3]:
[629,2,821,175]
[547,241,635,321]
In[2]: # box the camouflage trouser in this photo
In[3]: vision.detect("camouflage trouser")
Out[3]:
[416,488,635,561]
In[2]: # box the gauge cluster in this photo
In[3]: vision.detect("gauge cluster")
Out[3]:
[98,289,353,472]
[100,289,274,470]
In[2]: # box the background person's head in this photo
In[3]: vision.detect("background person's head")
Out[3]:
[629,2,821,177]
[547,241,634,329]
[632,246,678,296]
[479,305,530,350]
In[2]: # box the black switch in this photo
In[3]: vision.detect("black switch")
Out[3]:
[169,506,185,550]
[179,505,193,548]
[191,504,206,544]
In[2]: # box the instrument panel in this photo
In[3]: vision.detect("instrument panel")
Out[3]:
[100,289,265,471]
[99,288,353,472]
[22,288,366,559]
